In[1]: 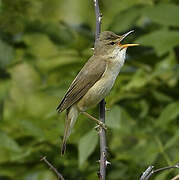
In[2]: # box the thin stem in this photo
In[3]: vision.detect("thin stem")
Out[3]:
[99,99,107,180]
[171,174,179,180]
[41,156,65,180]
[93,1,107,180]
[140,163,179,180]
[94,0,102,46]
[153,164,179,173]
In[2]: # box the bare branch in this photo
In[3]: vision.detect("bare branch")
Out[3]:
[99,100,107,180]
[171,174,179,180]
[140,163,179,180]
[41,156,65,180]
[93,0,108,180]
[93,0,102,45]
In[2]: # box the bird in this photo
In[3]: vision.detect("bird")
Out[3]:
[57,30,139,155]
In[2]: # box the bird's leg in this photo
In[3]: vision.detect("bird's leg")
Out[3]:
[81,112,107,130]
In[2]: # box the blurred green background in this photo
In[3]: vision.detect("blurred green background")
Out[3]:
[0,0,179,179]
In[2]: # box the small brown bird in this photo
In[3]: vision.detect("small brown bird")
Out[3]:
[57,30,138,154]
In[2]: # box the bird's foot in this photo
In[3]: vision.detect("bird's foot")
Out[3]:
[105,107,110,111]
[94,121,107,131]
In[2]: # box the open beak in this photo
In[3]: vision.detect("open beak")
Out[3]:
[117,30,139,48]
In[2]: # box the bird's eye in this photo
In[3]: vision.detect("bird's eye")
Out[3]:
[109,42,115,45]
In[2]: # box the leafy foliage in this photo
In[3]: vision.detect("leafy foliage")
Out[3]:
[0,0,179,179]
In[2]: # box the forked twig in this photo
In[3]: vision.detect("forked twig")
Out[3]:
[140,163,179,180]
[41,156,65,180]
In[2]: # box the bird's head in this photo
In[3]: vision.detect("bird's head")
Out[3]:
[94,30,139,59]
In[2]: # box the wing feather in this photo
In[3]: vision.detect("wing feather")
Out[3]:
[57,56,106,112]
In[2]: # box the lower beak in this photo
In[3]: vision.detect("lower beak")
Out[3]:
[119,43,139,48]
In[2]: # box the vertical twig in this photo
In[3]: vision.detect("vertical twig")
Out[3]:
[93,0,107,180]
[99,99,107,180]
[94,0,101,42]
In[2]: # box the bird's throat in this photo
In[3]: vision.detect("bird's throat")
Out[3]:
[110,46,127,67]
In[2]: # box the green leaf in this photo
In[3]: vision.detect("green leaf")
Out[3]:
[0,100,3,121]
[155,170,170,180]
[0,79,11,101]
[143,3,179,26]
[152,90,172,102]
[164,131,179,150]
[0,131,22,163]
[0,131,21,153]
[156,101,179,126]
[109,6,142,32]
[24,170,56,180]
[78,129,98,166]
[136,29,179,56]
[19,120,45,140]
[154,50,177,71]
[23,33,59,59]
[0,39,14,68]
[139,100,149,118]
[106,106,122,129]
[124,69,149,90]
[106,106,133,131]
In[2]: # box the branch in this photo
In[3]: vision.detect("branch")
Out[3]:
[140,163,179,180]
[41,156,65,180]
[98,99,107,180]
[93,1,107,180]
[171,174,179,180]
[94,0,102,45]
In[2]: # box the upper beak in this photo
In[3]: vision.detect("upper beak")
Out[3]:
[118,30,139,48]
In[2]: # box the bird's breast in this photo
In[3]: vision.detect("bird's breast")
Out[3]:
[77,59,123,112]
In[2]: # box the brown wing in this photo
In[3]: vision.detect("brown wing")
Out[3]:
[57,56,106,113]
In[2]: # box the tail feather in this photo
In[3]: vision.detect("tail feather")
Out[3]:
[61,105,78,155]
